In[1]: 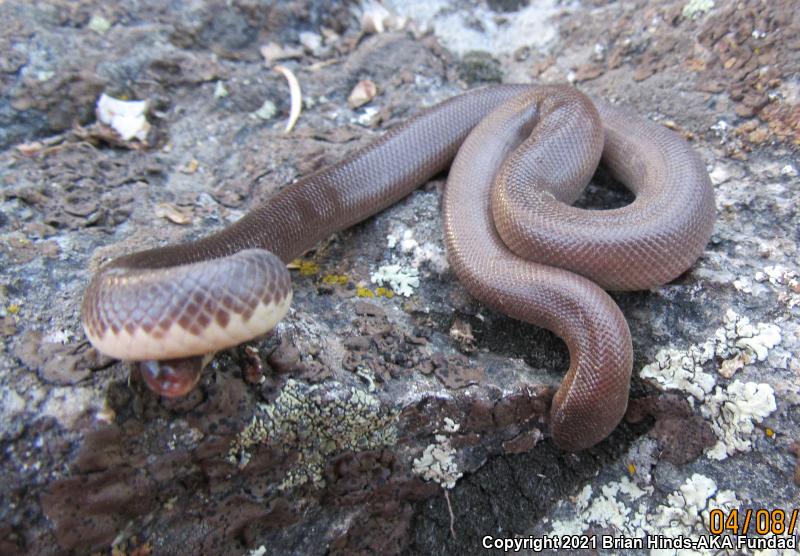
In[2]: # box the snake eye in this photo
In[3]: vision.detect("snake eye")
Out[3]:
[139,356,204,398]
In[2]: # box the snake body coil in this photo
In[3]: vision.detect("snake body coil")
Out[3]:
[82,84,715,450]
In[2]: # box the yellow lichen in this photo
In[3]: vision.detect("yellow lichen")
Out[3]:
[286,259,320,276]
[322,273,349,285]
[375,287,395,298]
[356,286,374,298]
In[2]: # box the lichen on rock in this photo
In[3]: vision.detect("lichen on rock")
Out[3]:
[702,380,777,460]
[370,263,420,297]
[548,473,741,547]
[641,309,782,401]
[412,419,464,489]
[228,378,398,489]
[640,309,780,460]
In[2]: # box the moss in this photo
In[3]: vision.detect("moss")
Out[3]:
[229,379,397,489]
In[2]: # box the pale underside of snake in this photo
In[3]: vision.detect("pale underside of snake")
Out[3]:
[82,84,715,451]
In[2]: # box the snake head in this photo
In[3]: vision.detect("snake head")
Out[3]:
[83,249,293,397]
[139,356,207,398]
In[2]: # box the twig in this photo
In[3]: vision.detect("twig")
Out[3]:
[444,489,457,540]
[273,64,302,133]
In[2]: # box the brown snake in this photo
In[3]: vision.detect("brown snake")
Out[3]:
[82,84,715,451]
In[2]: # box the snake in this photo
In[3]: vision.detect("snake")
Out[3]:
[81,84,715,451]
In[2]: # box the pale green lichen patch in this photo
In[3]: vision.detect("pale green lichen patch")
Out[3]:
[228,378,397,489]
[370,264,419,297]
[549,474,740,547]
[412,442,461,489]
[251,99,277,121]
[640,309,780,459]
[754,264,800,308]
[641,309,781,398]
[412,419,464,489]
[386,224,448,274]
[702,380,776,460]
[682,0,714,19]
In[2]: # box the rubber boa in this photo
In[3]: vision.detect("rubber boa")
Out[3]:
[81,84,715,450]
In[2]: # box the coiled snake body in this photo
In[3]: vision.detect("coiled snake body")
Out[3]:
[82,84,715,451]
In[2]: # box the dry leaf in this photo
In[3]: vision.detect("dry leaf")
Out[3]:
[348,79,378,108]
[154,202,191,225]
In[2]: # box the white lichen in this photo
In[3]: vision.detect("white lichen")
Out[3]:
[708,162,739,185]
[549,474,740,554]
[386,228,418,253]
[413,441,462,489]
[702,381,776,460]
[626,436,660,483]
[549,477,651,538]
[640,310,780,459]
[371,264,419,297]
[413,418,463,489]
[757,265,796,284]
[412,242,448,273]
[354,366,377,392]
[640,344,716,400]
[712,309,782,363]
[441,417,460,433]
[88,14,112,34]
[682,0,714,19]
[41,386,99,428]
[710,119,730,142]
[298,31,323,55]
[355,106,379,126]
[387,225,448,273]
[642,310,781,398]
[732,277,752,293]
[650,474,740,543]
[43,329,73,344]
[754,265,800,308]
[251,99,277,121]
[661,473,716,531]
[213,81,228,99]
[381,0,557,56]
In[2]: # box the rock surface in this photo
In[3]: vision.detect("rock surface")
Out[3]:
[0,0,798,554]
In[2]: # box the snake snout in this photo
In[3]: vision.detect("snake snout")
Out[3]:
[139,356,206,398]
